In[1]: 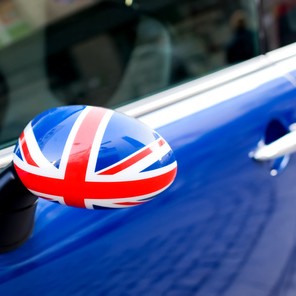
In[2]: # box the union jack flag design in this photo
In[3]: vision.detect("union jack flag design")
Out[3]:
[13,106,177,209]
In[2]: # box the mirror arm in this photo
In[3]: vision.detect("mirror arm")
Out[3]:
[0,164,37,253]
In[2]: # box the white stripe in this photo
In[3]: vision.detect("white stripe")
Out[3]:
[94,137,168,175]
[29,190,65,205]
[18,138,25,161]
[58,106,93,173]
[86,161,177,182]
[113,141,173,177]
[85,109,114,181]
[13,147,63,178]
[23,123,60,175]
[13,154,49,177]
[84,183,173,209]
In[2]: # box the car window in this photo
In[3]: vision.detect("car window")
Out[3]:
[262,0,296,51]
[0,0,260,147]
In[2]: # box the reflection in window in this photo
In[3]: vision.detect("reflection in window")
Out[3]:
[0,0,259,146]
[226,10,257,64]
[0,0,32,47]
[263,0,296,50]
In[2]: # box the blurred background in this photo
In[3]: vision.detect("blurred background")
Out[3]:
[0,0,294,146]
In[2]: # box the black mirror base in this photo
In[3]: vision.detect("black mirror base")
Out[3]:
[0,202,37,253]
[0,165,38,252]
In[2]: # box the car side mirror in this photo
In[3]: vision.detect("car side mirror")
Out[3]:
[0,105,177,252]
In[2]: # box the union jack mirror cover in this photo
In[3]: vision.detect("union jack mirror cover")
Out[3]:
[13,105,177,209]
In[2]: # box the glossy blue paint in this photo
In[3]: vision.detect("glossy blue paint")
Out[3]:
[30,105,87,167]
[1,74,296,295]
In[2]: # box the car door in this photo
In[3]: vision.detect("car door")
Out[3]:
[1,0,296,296]
[138,55,296,296]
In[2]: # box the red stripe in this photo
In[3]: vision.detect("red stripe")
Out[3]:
[99,138,166,175]
[63,107,109,208]
[100,146,152,175]
[115,201,144,206]
[14,164,177,203]
[20,131,39,167]
[158,138,165,146]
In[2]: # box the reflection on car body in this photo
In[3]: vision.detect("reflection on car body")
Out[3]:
[1,0,296,295]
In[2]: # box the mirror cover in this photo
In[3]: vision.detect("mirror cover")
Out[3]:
[13,106,177,209]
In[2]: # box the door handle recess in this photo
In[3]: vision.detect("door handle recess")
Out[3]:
[252,129,296,161]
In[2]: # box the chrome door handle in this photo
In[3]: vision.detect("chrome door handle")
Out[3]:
[252,129,296,161]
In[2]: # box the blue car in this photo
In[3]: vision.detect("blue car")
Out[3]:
[0,0,296,295]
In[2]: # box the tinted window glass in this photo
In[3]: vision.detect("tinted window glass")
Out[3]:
[0,0,259,147]
[262,0,296,51]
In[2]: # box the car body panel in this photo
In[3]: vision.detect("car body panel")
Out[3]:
[1,46,296,295]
